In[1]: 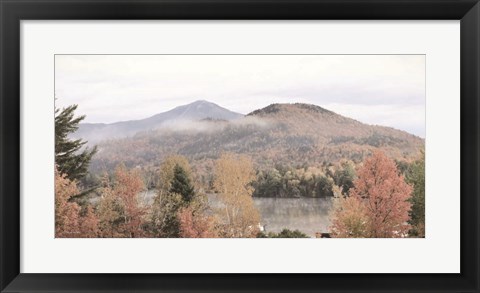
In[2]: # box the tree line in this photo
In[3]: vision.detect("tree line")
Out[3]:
[252,161,355,198]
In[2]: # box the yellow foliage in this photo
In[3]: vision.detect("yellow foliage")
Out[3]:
[213,153,260,238]
[157,155,192,193]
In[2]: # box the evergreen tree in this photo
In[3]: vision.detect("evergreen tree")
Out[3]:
[149,192,183,238]
[333,161,356,195]
[148,156,192,238]
[55,104,97,181]
[316,175,334,197]
[406,152,425,237]
[257,228,309,238]
[271,228,309,238]
[170,164,195,203]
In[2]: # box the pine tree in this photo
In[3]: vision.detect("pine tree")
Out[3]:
[148,156,192,237]
[170,164,195,203]
[156,155,191,193]
[333,161,356,195]
[55,104,97,181]
[149,192,183,237]
[406,152,425,237]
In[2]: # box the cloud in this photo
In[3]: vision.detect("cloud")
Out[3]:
[55,55,425,137]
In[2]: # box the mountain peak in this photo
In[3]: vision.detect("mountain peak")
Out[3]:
[188,99,211,106]
[177,100,227,111]
[171,100,243,120]
[75,100,243,142]
[247,103,335,117]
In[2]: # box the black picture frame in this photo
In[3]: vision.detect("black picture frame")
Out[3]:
[1,0,479,292]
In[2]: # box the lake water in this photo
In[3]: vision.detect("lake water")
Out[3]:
[207,194,333,237]
[136,190,334,237]
[253,197,333,237]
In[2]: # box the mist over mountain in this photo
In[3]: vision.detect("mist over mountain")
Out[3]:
[83,101,424,178]
[74,100,244,142]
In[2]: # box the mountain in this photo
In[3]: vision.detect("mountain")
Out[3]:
[74,100,244,142]
[86,102,424,180]
[247,103,419,145]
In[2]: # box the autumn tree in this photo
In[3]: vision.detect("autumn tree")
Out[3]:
[406,152,425,237]
[55,167,99,238]
[79,206,100,238]
[213,153,260,238]
[55,168,81,237]
[114,165,146,237]
[331,151,412,238]
[178,197,218,238]
[97,180,126,237]
[96,165,145,237]
[353,151,412,237]
[55,104,97,181]
[330,195,369,237]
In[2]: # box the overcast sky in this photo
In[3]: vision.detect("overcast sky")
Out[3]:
[55,55,425,137]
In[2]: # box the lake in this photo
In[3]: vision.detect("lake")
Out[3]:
[253,197,333,237]
[207,194,334,237]
[137,190,334,237]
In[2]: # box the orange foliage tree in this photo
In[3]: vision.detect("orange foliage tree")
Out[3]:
[178,204,217,238]
[331,151,412,238]
[97,165,146,237]
[55,167,99,238]
[79,205,100,238]
[114,165,146,237]
[55,168,81,237]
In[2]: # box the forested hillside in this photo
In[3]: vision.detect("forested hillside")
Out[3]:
[82,101,424,194]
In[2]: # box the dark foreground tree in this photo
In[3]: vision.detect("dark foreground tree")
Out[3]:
[333,161,356,195]
[406,152,425,237]
[55,104,97,181]
[257,228,309,238]
[170,164,195,203]
[148,156,193,238]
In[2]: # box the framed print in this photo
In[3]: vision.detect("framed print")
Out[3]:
[1,0,479,292]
